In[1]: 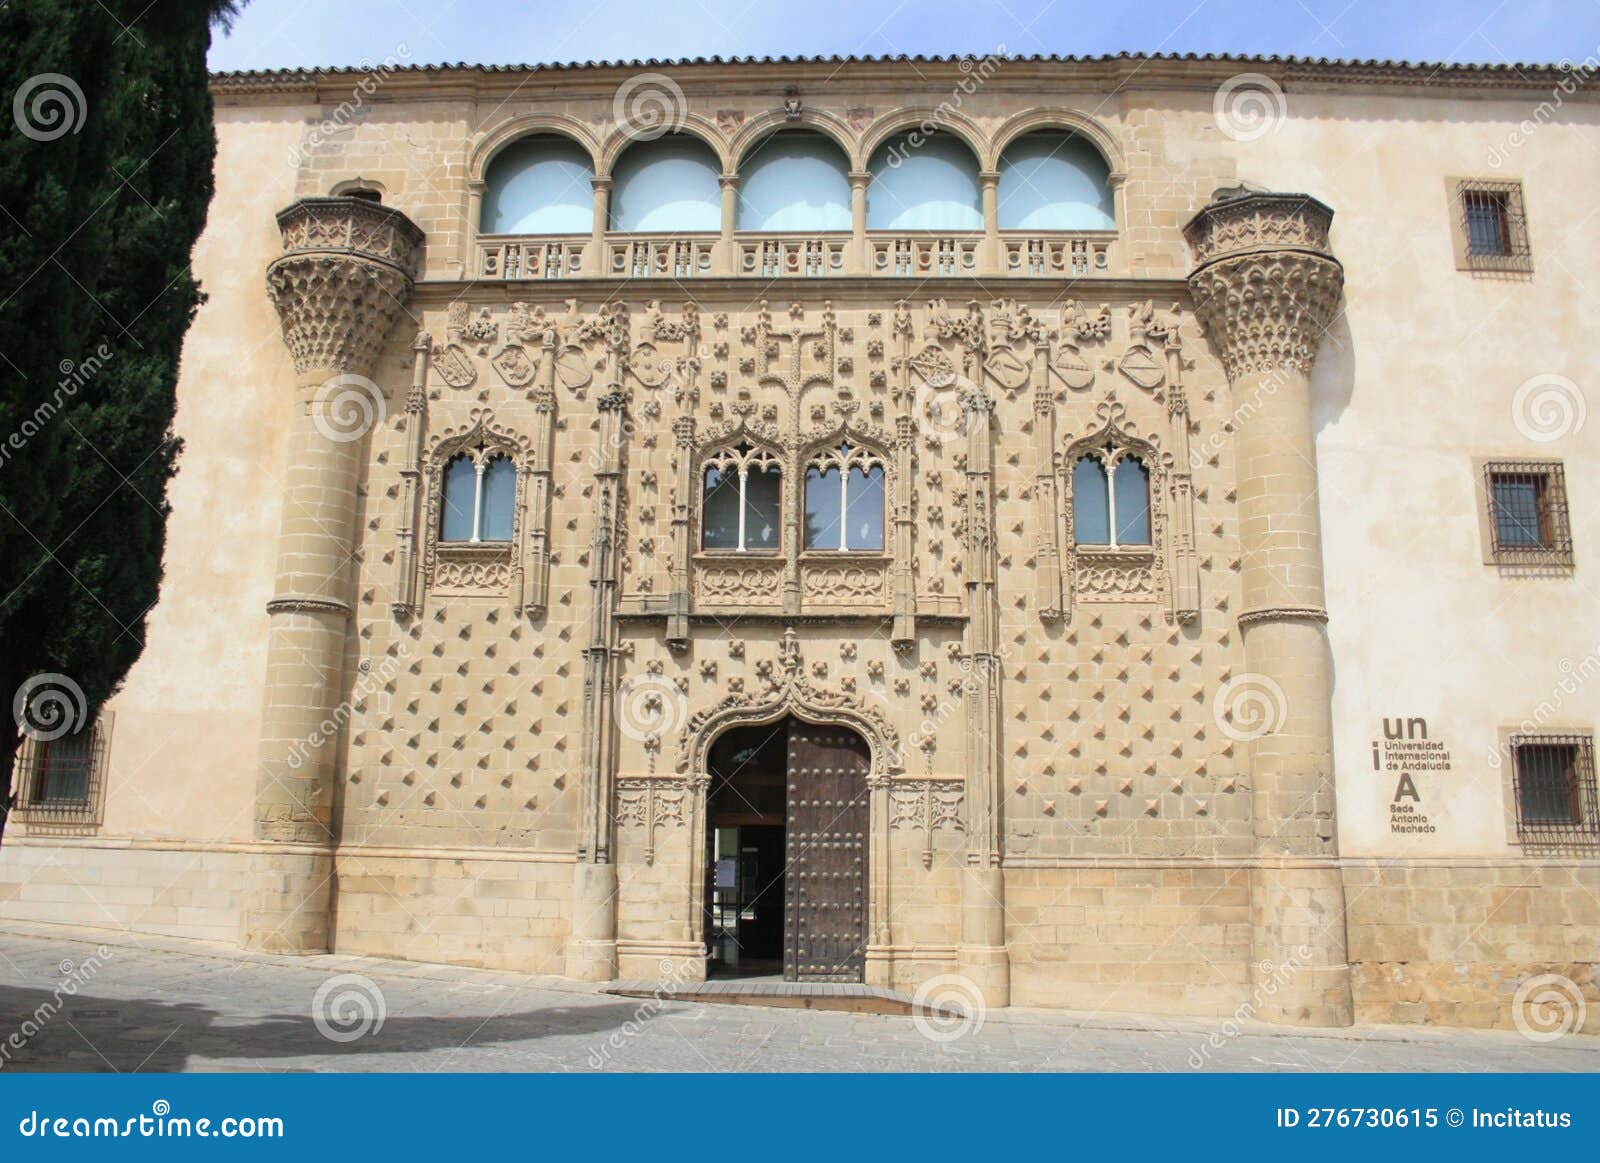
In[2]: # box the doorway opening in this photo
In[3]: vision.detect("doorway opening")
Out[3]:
[704,716,869,983]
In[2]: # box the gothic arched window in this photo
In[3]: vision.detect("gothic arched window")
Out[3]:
[701,443,782,553]
[804,442,885,552]
[1072,455,1110,544]
[1072,447,1150,548]
[440,450,516,543]
[1112,456,1151,545]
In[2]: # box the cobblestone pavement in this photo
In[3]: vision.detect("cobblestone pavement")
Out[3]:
[0,923,1593,1073]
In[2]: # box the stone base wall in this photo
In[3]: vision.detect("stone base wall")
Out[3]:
[1344,861,1600,1033]
[330,850,573,974]
[1004,865,1253,1017]
[6,838,1597,1035]
[0,840,248,943]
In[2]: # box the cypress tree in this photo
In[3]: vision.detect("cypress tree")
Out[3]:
[0,1,241,839]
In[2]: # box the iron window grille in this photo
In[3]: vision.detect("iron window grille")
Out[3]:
[1456,179,1531,272]
[12,720,108,826]
[1510,733,1598,845]
[1484,460,1572,566]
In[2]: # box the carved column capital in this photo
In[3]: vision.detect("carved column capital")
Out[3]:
[1183,190,1343,382]
[265,196,424,378]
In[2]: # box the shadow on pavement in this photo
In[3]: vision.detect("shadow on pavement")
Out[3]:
[0,982,647,1072]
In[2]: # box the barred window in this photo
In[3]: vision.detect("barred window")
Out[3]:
[1464,189,1510,255]
[1484,460,1572,566]
[12,720,108,825]
[1510,734,1598,845]
[1452,179,1530,272]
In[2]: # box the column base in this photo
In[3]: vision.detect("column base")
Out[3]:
[955,944,1011,1009]
[1252,862,1354,1027]
[564,861,619,982]
[239,848,334,955]
[959,865,1011,1008]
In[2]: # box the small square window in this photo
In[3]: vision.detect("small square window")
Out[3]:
[1509,734,1598,845]
[11,718,107,827]
[1449,179,1531,272]
[1483,460,1572,567]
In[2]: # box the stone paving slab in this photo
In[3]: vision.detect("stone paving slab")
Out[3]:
[0,920,1595,1073]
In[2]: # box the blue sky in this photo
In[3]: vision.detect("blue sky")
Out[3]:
[207,0,1600,71]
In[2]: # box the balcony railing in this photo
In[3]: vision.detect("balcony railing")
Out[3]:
[736,233,850,278]
[479,237,585,280]
[1002,231,1114,277]
[475,231,1117,280]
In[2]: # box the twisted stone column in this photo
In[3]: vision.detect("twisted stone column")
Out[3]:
[242,197,423,953]
[1185,190,1353,1026]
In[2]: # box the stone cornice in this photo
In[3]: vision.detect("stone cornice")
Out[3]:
[210,54,1598,103]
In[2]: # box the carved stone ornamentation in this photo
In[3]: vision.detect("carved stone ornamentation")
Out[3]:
[888,778,966,868]
[1183,190,1344,381]
[615,776,689,866]
[676,627,902,782]
[265,198,423,377]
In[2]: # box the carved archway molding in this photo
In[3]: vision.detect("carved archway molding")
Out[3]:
[675,629,904,782]
[467,113,604,181]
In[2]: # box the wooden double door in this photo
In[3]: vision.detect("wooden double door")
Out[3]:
[706,717,870,982]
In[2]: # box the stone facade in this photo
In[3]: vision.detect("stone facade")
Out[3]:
[3,55,1596,1033]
